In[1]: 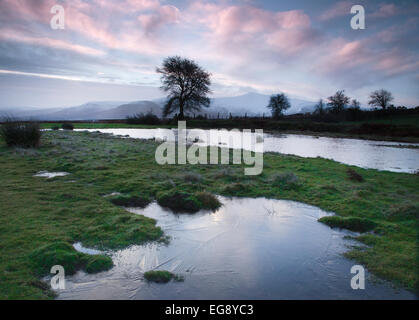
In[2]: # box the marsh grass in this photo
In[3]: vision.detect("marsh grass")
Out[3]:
[271,172,300,190]
[196,191,222,211]
[29,242,113,276]
[0,130,418,297]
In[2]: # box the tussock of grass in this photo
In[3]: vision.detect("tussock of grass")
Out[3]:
[157,190,221,213]
[319,216,377,232]
[347,168,364,182]
[84,255,113,274]
[143,270,184,283]
[157,190,201,213]
[110,195,151,208]
[196,191,222,211]
[144,270,173,283]
[29,242,113,276]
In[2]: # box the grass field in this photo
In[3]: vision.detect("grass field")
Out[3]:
[0,130,418,299]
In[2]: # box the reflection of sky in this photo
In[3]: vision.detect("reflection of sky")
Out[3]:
[75,129,419,173]
[60,197,416,300]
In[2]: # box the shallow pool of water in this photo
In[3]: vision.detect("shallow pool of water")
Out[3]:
[58,197,415,300]
[33,171,70,178]
[75,128,419,173]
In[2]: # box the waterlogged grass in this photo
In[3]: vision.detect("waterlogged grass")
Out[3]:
[0,130,418,298]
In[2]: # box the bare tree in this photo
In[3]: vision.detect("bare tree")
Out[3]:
[327,90,350,113]
[368,89,394,110]
[350,99,361,109]
[314,99,325,115]
[267,93,291,119]
[157,56,211,119]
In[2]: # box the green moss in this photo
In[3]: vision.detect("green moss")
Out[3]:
[319,216,377,232]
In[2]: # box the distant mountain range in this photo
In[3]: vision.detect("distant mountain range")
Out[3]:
[0,93,316,120]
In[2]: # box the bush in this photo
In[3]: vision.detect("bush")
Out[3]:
[0,119,41,148]
[62,123,74,130]
[126,112,161,125]
[52,126,60,130]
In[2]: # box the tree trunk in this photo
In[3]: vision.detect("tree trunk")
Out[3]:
[179,101,184,120]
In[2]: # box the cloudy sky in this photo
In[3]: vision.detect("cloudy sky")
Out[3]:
[0,0,418,108]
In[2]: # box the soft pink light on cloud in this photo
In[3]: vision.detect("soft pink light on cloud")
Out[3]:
[0,28,105,56]
[138,5,180,35]
[319,1,352,21]
[370,3,398,18]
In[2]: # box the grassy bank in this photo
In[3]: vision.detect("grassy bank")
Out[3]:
[39,114,419,142]
[0,130,418,299]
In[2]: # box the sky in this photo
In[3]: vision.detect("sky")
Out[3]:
[0,0,418,108]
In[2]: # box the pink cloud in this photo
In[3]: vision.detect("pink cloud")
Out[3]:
[186,2,313,56]
[0,28,105,56]
[319,1,352,21]
[370,3,398,18]
[138,5,180,35]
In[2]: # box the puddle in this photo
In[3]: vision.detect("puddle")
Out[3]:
[59,197,416,300]
[33,171,70,178]
[73,242,104,255]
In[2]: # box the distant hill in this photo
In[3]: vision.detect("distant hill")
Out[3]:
[0,93,315,120]
[0,101,161,120]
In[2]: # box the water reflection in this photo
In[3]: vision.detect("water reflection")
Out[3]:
[75,129,419,173]
[59,197,416,300]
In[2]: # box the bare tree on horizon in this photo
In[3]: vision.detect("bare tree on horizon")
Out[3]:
[157,56,211,120]
[368,89,394,110]
[267,93,291,119]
